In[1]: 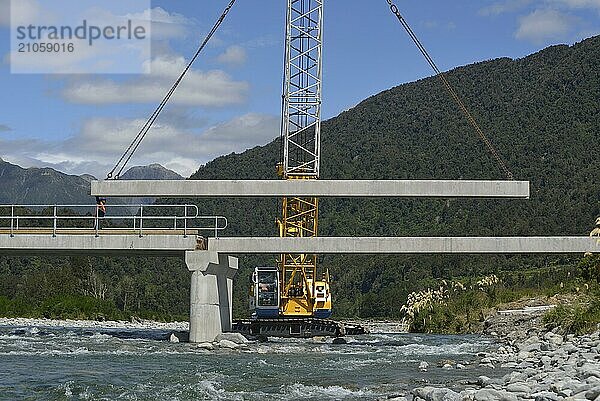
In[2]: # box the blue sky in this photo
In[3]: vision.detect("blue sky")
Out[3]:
[0,0,598,177]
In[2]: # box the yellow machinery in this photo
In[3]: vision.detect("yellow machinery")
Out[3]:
[249,0,333,322]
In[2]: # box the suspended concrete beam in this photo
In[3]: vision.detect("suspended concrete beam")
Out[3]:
[91,180,530,199]
[207,237,599,254]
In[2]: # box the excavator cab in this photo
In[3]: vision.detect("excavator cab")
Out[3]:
[251,267,280,318]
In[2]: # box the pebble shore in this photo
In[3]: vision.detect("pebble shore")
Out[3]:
[0,317,189,331]
[402,327,600,401]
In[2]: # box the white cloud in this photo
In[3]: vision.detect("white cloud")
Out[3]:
[480,0,600,16]
[0,0,42,27]
[217,45,247,66]
[479,0,533,16]
[515,9,578,43]
[549,0,600,9]
[61,55,248,106]
[124,7,195,40]
[0,124,12,132]
[0,113,279,177]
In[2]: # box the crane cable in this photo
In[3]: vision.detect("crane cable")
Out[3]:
[384,0,514,181]
[106,0,238,180]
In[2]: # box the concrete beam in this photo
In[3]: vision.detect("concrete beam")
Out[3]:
[208,237,599,254]
[0,234,199,256]
[91,180,530,199]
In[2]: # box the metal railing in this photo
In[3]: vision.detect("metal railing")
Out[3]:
[0,204,227,238]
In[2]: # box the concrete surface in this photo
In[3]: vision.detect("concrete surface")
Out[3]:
[1,235,596,256]
[207,236,599,254]
[186,251,238,343]
[0,234,199,256]
[91,180,530,198]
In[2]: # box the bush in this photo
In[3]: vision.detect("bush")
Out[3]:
[543,298,600,335]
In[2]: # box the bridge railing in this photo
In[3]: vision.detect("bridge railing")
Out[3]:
[0,204,228,238]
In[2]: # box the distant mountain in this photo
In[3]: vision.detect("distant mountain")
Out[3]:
[120,164,183,180]
[79,174,97,183]
[0,161,183,205]
[0,159,93,205]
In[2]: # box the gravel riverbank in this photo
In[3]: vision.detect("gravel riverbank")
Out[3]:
[0,317,189,331]
[403,308,600,401]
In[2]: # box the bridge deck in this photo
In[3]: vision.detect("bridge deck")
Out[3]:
[0,229,200,236]
[0,235,596,256]
[91,180,530,198]
[207,236,599,254]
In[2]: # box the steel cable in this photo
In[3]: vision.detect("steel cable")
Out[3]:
[385,0,514,180]
[106,0,238,180]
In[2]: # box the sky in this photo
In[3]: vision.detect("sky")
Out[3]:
[0,0,598,178]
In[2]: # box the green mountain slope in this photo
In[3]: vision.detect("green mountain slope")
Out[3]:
[189,37,600,237]
[183,37,599,317]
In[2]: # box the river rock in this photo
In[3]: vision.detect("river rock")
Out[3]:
[533,391,560,401]
[215,332,249,344]
[332,337,347,344]
[474,388,518,401]
[563,343,579,354]
[413,386,461,401]
[197,342,214,350]
[580,364,600,379]
[506,382,531,393]
[218,339,240,349]
[169,333,180,343]
[585,387,600,400]
[545,332,564,346]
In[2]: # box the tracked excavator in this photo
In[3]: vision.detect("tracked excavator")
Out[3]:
[232,0,357,338]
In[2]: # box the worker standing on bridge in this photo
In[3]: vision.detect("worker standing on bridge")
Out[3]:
[95,197,107,229]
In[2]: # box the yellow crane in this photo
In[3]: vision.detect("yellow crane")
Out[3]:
[246,0,338,336]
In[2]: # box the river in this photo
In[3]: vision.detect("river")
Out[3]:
[0,324,504,400]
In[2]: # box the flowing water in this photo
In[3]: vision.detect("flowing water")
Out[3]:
[0,324,503,400]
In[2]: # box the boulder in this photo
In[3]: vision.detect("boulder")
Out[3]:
[218,339,240,349]
[506,382,531,394]
[474,389,518,401]
[215,332,249,344]
[413,387,461,401]
[169,333,180,343]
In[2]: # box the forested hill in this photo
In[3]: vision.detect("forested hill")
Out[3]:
[2,37,599,323]
[189,36,599,238]
[181,37,600,317]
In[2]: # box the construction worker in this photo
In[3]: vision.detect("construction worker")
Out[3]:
[95,197,107,229]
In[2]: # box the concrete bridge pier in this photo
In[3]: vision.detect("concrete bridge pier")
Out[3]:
[185,251,238,343]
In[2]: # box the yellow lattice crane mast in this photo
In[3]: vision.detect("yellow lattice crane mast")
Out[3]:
[247,1,336,332]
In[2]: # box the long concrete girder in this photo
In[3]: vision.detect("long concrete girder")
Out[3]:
[1,235,596,256]
[0,234,199,256]
[91,180,530,198]
[207,237,599,254]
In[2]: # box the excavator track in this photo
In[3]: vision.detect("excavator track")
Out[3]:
[232,318,368,338]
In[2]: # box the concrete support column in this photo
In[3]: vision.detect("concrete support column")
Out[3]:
[185,251,238,343]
